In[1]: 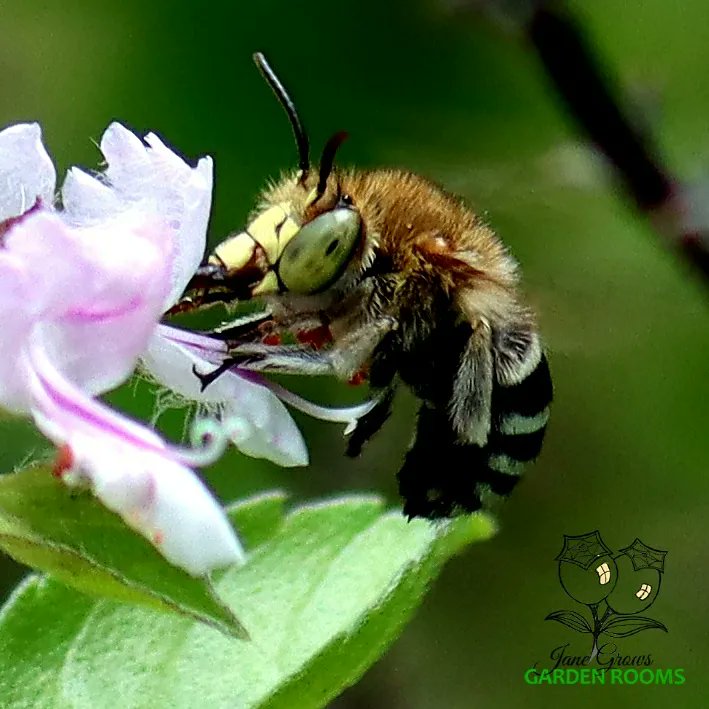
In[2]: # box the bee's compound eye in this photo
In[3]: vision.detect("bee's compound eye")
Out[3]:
[278,208,361,294]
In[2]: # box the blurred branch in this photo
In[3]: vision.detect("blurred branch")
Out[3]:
[527,4,671,211]
[464,0,709,284]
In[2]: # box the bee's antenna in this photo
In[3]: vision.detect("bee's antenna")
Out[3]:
[317,131,348,198]
[253,52,310,182]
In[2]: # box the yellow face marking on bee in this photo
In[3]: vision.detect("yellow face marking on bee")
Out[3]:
[211,202,301,288]
[246,203,300,264]
[211,232,258,273]
[251,270,280,296]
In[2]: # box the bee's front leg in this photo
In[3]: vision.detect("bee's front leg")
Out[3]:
[208,311,276,343]
[221,344,336,377]
[195,316,397,389]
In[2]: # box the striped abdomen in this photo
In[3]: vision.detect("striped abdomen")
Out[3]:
[397,351,553,520]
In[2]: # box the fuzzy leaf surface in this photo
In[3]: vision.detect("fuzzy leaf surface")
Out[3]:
[0,490,495,708]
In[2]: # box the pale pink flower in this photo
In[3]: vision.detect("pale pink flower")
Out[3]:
[28,344,242,574]
[65,122,311,467]
[0,122,373,575]
[0,123,250,575]
[144,325,377,466]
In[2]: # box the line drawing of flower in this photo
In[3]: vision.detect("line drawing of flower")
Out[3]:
[546,531,668,661]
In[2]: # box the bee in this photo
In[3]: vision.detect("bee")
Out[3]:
[183,53,553,519]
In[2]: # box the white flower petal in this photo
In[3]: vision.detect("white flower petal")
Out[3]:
[222,397,309,468]
[142,326,227,401]
[94,123,213,308]
[0,123,56,221]
[144,132,191,173]
[61,167,122,223]
[0,121,253,575]
[90,446,245,576]
[99,122,152,183]
[165,155,212,305]
[143,326,308,467]
[0,254,34,412]
[28,344,244,576]
[5,210,171,396]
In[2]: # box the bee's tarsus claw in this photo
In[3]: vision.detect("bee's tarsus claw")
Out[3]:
[191,352,264,391]
[192,361,232,391]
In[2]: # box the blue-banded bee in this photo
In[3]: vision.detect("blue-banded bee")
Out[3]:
[182,53,553,519]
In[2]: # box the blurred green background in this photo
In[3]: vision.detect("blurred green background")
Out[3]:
[0,0,707,706]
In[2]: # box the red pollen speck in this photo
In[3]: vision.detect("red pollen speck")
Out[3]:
[262,333,282,346]
[348,369,368,387]
[296,325,333,350]
[52,444,74,478]
[153,531,164,546]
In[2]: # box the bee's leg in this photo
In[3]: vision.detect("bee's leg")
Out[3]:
[449,323,494,447]
[396,323,496,520]
[215,345,335,377]
[210,311,337,348]
[343,334,400,457]
[165,288,237,316]
[192,357,243,391]
[398,404,479,519]
[345,383,396,457]
[224,316,397,379]
[208,311,275,341]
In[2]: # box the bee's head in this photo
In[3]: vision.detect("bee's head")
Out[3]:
[193,53,363,301]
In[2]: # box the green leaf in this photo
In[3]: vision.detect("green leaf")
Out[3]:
[0,464,247,638]
[226,490,288,550]
[544,609,592,633]
[600,614,668,638]
[0,492,495,708]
